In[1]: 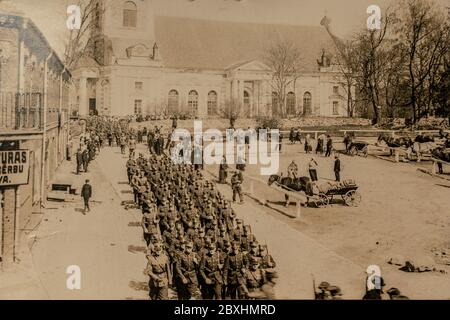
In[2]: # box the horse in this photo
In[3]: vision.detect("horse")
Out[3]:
[268,174,310,207]
[377,134,413,149]
[407,134,438,162]
[431,147,450,163]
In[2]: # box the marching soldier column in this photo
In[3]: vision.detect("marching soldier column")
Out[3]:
[105,118,279,300]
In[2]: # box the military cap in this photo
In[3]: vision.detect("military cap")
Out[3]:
[250,241,259,248]
[318,282,330,290]
[386,288,400,296]
[328,286,343,296]
[250,256,260,265]
[265,269,279,279]
[236,219,243,224]
[208,242,217,250]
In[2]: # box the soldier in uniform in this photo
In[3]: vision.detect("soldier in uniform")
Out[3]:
[199,242,224,300]
[315,281,331,300]
[223,241,249,299]
[145,241,171,300]
[242,257,266,298]
[247,269,278,300]
[175,241,200,300]
[287,160,298,179]
[76,148,83,175]
[259,244,276,269]
[126,156,136,184]
[218,156,228,184]
[231,171,244,204]
[142,205,160,245]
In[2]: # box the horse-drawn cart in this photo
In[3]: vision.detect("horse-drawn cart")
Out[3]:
[347,141,369,157]
[310,180,362,207]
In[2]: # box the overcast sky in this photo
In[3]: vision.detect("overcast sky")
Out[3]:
[7,0,450,56]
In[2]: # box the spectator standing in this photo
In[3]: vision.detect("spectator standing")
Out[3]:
[334,154,341,182]
[308,158,318,181]
[325,135,333,157]
[81,179,92,213]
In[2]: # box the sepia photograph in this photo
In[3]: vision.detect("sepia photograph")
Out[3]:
[0,0,449,304]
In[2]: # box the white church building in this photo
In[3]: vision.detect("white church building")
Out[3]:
[72,0,350,118]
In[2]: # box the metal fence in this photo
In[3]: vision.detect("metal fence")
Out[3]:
[0,92,70,131]
[0,92,43,130]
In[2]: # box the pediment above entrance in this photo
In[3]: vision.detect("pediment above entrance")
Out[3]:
[126,43,152,58]
[226,59,272,72]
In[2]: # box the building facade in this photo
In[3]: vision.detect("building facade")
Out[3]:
[73,0,351,119]
[0,6,71,265]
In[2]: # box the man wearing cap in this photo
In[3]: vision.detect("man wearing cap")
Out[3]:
[231,171,244,204]
[145,242,171,300]
[242,257,266,298]
[142,205,160,245]
[126,156,136,184]
[220,201,236,236]
[81,179,92,213]
[233,219,245,240]
[175,241,200,300]
[287,160,298,179]
[314,281,330,300]
[199,243,225,299]
[223,241,249,299]
[247,269,278,300]
[259,245,276,269]
[219,155,228,184]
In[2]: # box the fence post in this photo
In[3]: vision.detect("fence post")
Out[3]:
[431,161,436,175]
[296,201,301,218]
[394,149,400,162]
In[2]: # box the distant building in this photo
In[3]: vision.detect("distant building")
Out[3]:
[0,6,71,264]
[72,0,351,118]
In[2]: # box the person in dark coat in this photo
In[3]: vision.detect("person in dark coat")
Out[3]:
[82,148,90,172]
[76,148,83,175]
[334,154,341,182]
[81,179,92,213]
[219,156,229,184]
[325,135,333,157]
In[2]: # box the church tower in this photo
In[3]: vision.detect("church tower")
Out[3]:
[94,0,156,65]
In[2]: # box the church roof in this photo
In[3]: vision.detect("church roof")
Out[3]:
[154,16,336,73]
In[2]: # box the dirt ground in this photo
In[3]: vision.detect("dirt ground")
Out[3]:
[205,141,450,299]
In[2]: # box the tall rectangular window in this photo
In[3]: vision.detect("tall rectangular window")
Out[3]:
[333,101,339,115]
[134,99,142,114]
[333,86,339,95]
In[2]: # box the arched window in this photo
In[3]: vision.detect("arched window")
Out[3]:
[207,91,217,116]
[303,92,312,115]
[188,90,199,115]
[168,90,179,114]
[287,92,296,115]
[123,1,137,28]
[271,92,279,116]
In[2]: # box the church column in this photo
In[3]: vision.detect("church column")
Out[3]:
[232,79,238,102]
[238,80,244,114]
[79,77,88,116]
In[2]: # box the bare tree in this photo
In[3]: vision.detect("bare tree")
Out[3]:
[63,0,102,70]
[395,0,449,123]
[355,7,398,124]
[264,39,302,118]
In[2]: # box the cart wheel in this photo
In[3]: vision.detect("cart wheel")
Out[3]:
[344,190,361,207]
[350,146,357,156]
[318,193,329,207]
[362,146,368,157]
